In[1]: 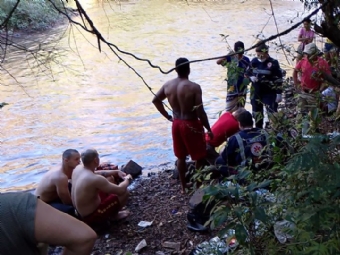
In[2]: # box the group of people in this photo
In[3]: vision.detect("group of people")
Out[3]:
[152,40,284,192]
[294,18,340,133]
[1,148,133,254]
[152,28,340,192]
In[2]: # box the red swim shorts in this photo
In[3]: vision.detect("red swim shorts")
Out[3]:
[83,192,120,225]
[172,119,206,160]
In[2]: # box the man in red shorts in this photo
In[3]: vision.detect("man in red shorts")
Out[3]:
[71,148,132,226]
[152,57,213,193]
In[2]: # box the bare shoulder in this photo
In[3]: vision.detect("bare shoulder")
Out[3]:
[190,81,202,92]
[164,78,178,87]
[52,170,68,184]
[89,173,108,186]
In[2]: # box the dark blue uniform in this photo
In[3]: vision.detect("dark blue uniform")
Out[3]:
[247,57,283,128]
[216,128,270,177]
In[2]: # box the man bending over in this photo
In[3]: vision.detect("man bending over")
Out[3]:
[35,149,80,215]
[72,148,132,226]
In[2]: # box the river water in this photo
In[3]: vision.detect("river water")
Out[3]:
[0,0,306,192]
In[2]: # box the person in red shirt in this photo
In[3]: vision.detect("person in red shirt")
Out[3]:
[205,107,246,164]
[293,43,331,134]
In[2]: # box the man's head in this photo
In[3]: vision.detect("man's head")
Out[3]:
[81,148,100,169]
[234,41,245,56]
[232,107,247,120]
[175,58,190,77]
[255,43,269,62]
[303,43,319,61]
[62,149,80,169]
[237,110,254,129]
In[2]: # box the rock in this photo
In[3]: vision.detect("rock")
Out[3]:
[122,160,142,178]
[188,188,205,209]
[162,241,181,251]
[172,167,179,179]
[135,239,147,252]
[155,251,165,255]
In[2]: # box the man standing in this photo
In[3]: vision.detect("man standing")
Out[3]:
[72,148,132,226]
[152,58,213,193]
[217,41,250,112]
[35,149,81,215]
[293,43,331,133]
[247,43,283,128]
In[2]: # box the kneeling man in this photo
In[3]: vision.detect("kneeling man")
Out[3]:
[216,110,270,177]
[72,148,132,226]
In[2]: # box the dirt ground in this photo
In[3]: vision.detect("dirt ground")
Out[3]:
[89,171,218,255]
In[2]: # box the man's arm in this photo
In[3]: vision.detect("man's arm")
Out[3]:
[273,60,283,94]
[194,86,211,133]
[322,72,340,87]
[152,85,172,121]
[217,56,231,66]
[94,174,132,196]
[95,170,125,179]
[55,177,72,205]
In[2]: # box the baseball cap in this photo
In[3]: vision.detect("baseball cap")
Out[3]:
[303,43,319,55]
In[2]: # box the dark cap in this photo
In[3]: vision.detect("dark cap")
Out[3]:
[255,43,269,53]
[234,41,245,54]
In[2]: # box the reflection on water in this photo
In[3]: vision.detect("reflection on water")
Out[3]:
[0,0,305,191]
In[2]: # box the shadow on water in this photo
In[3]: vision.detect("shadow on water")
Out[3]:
[0,0,305,191]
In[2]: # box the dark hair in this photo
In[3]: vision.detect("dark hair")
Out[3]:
[81,149,99,166]
[237,111,253,127]
[232,107,246,120]
[175,58,190,77]
[255,43,269,53]
[62,149,79,160]
[303,18,312,24]
[234,41,245,54]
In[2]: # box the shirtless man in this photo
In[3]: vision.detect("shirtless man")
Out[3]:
[72,148,132,226]
[35,149,80,215]
[152,57,213,193]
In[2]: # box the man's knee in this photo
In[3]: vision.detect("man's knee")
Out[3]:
[76,227,97,244]
[118,191,129,207]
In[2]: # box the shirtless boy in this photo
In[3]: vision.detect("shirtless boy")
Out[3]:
[152,57,213,193]
[35,149,80,214]
[72,148,132,226]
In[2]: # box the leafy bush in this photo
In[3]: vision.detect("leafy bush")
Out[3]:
[195,125,340,254]
[0,0,66,31]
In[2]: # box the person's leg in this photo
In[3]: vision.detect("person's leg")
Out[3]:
[263,93,277,127]
[251,94,264,128]
[110,192,130,221]
[172,119,189,193]
[34,199,97,255]
[177,157,189,193]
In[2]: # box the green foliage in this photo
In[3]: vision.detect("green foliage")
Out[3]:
[0,0,65,31]
[192,106,340,254]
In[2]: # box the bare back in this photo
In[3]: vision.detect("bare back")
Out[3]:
[71,166,102,217]
[35,167,68,203]
[164,77,202,120]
